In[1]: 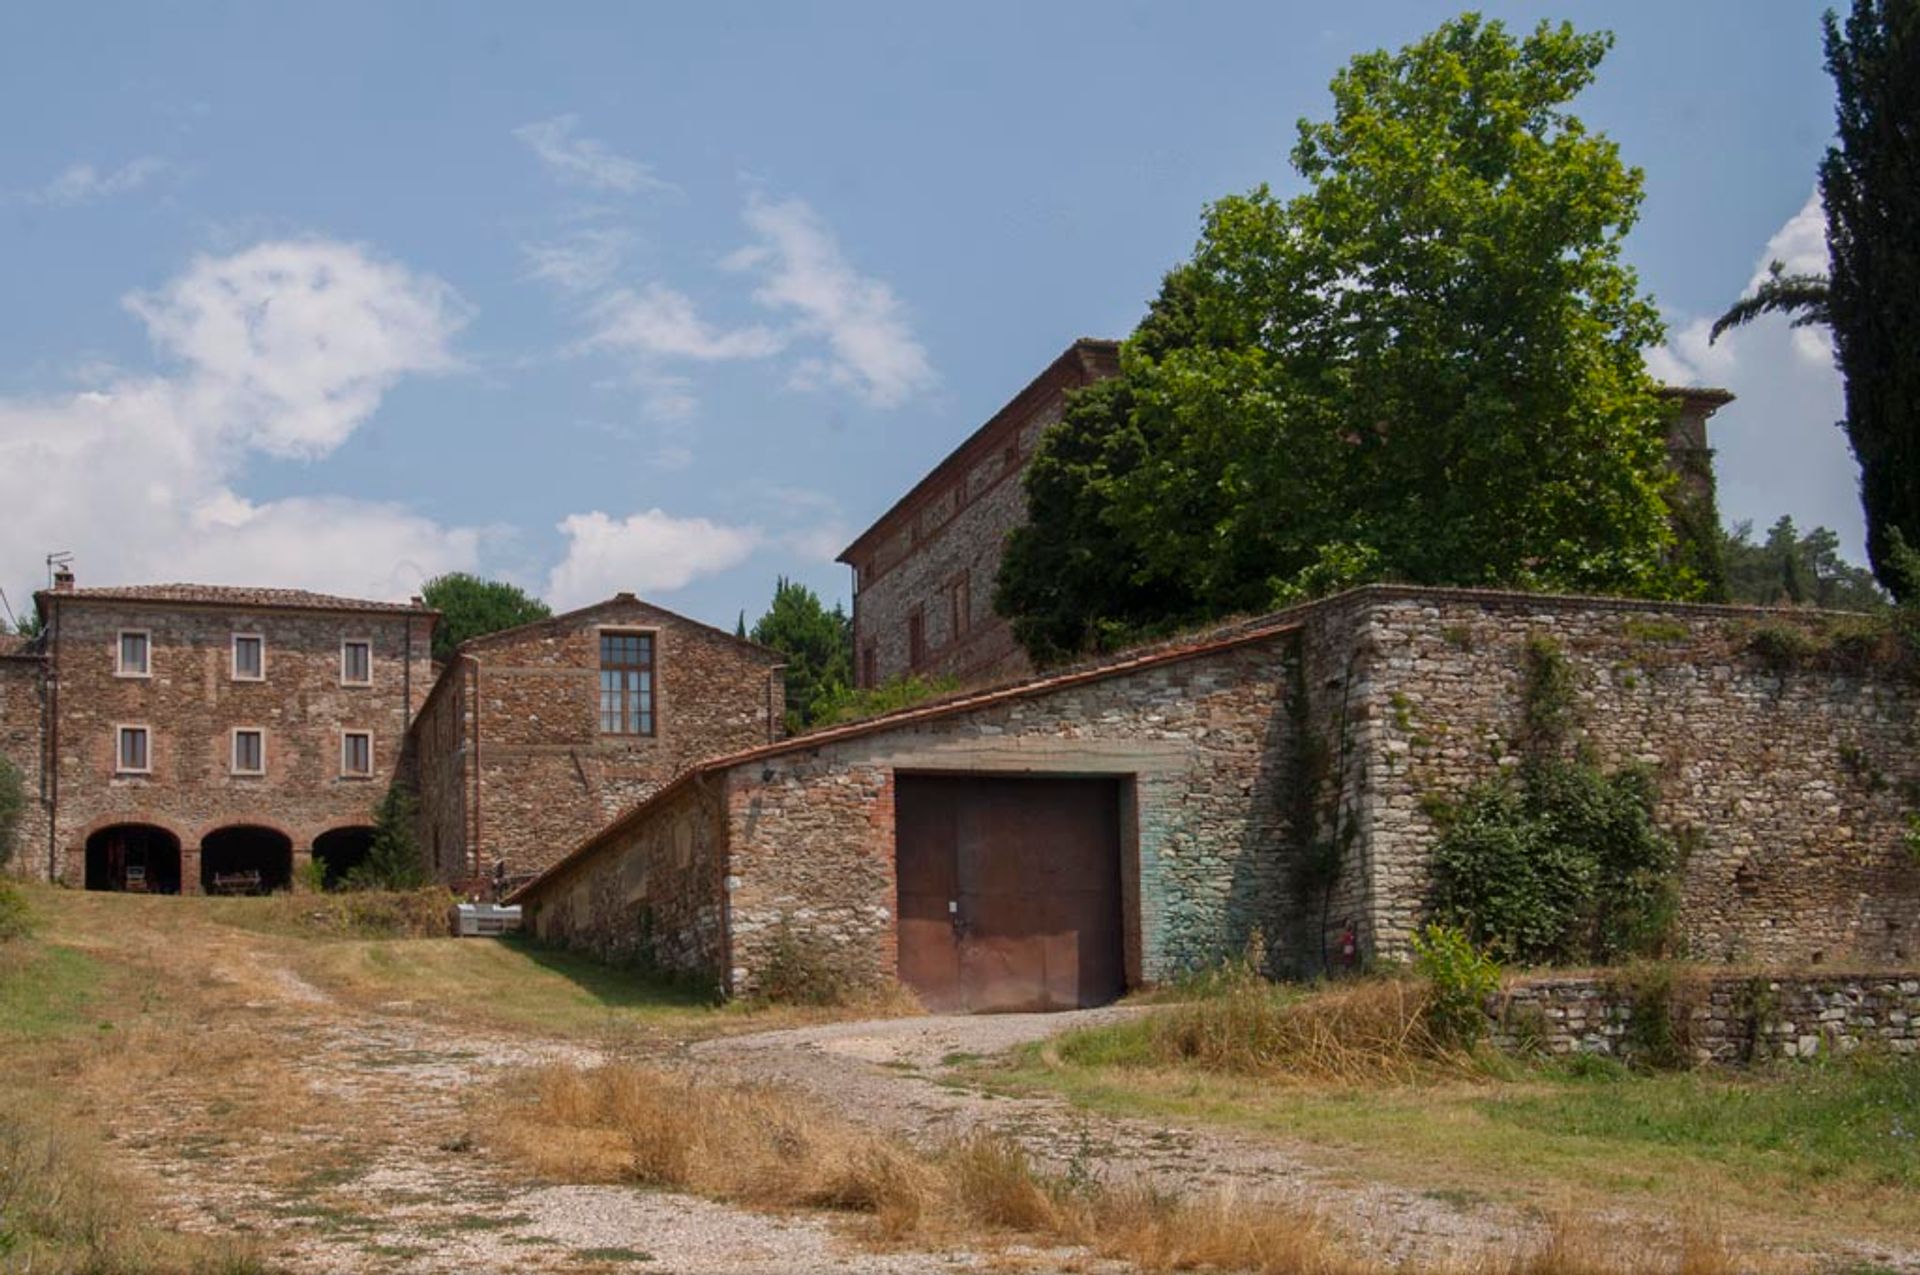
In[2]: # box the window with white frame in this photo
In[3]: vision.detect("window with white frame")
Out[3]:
[341,639,372,686]
[116,725,151,773]
[116,631,150,677]
[232,633,265,681]
[598,631,655,736]
[341,731,373,777]
[232,728,265,775]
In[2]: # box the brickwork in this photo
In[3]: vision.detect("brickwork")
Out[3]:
[841,340,1119,689]
[31,590,434,888]
[411,594,785,885]
[1489,972,1920,1064]
[0,651,48,872]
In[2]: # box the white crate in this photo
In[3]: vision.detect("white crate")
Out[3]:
[454,903,522,937]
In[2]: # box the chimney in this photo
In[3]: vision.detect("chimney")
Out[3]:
[52,565,74,592]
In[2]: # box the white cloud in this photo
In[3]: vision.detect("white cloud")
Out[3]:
[522,226,634,294]
[728,195,935,407]
[587,283,786,364]
[19,156,172,206]
[546,509,761,607]
[0,240,482,606]
[1644,190,1861,560]
[125,240,470,458]
[512,115,673,195]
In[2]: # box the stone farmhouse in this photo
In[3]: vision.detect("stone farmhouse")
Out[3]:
[0,573,784,895]
[5,341,1915,1017]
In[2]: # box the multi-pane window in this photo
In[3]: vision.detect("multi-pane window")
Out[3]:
[117,631,150,677]
[116,726,150,773]
[232,728,265,774]
[599,631,655,736]
[341,731,373,777]
[232,634,264,681]
[341,640,372,685]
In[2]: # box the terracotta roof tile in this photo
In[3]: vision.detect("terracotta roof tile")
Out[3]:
[38,583,434,616]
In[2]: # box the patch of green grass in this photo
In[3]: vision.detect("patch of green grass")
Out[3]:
[0,941,103,1041]
[575,1246,656,1263]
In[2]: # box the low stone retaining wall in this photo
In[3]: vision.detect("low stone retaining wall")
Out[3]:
[1488,972,1920,1065]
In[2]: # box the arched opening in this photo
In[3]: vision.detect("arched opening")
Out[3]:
[200,825,293,895]
[312,826,376,890]
[84,824,182,894]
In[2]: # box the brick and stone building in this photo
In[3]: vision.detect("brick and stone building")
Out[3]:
[838,338,1119,690]
[837,338,1735,693]
[409,594,786,889]
[16,573,438,892]
[511,585,1920,1010]
[0,573,784,897]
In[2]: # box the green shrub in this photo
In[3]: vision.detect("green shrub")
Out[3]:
[1430,760,1680,965]
[0,756,23,873]
[1409,924,1500,1049]
[0,883,30,943]
[1746,621,1826,672]
[810,674,961,728]
[1612,961,1700,1071]
[343,786,425,891]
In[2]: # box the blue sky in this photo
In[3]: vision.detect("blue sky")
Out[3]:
[0,2,1853,629]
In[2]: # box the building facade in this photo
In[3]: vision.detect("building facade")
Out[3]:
[837,340,1735,694]
[19,575,437,892]
[838,338,1120,690]
[408,593,786,889]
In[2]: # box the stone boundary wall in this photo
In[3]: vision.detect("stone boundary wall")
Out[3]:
[0,654,48,877]
[1489,972,1920,1064]
[1339,589,1920,968]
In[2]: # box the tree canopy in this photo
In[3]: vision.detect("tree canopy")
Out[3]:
[1820,0,1920,599]
[748,577,853,731]
[420,573,553,664]
[1721,516,1887,611]
[997,15,1689,666]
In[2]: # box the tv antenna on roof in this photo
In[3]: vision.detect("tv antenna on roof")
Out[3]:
[45,552,72,589]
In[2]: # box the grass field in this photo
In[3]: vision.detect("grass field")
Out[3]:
[969,987,1920,1261]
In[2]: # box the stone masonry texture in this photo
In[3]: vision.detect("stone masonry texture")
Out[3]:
[841,340,1120,690]
[409,595,785,888]
[517,585,1920,999]
[26,592,435,888]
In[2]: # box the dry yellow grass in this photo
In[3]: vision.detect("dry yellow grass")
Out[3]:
[492,1059,1798,1275]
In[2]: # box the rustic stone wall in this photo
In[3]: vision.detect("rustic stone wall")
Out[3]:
[1341,590,1920,966]
[847,341,1119,690]
[0,652,48,876]
[410,666,471,882]
[417,596,785,884]
[719,635,1300,993]
[1489,971,1920,1064]
[36,598,433,886]
[523,776,729,983]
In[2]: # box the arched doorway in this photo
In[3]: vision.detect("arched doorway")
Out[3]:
[200,825,293,895]
[84,824,182,894]
[312,826,376,890]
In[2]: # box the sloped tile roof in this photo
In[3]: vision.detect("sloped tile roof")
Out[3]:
[39,583,434,616]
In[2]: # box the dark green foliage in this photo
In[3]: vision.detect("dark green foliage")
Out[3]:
[1431,760,1680,965]
[747,577,853,731]
[0,756,22,873]
[1612,962,1700,1071]
[1819,0,1920,599]
[420,573,553,664]
[344,786,426,891]
[810,673,959,727]
[998,16,1693,665]
[1710,260,1832,341]
[1722,516,1887,610]
[4,606,42,642]
[1410,924,1502,1048]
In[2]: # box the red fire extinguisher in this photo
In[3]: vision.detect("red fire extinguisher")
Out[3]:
[1338,922,1358,968]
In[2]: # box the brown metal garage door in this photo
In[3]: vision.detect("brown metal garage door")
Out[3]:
[895,775,1124,1013]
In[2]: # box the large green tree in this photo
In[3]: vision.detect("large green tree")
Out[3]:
[998,16,1687,666]
[420,573,552,664]
[1710,2,1920,600]
[748,577,852,731]
[1822,0,1920,598]
[1721,516,1887,611]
